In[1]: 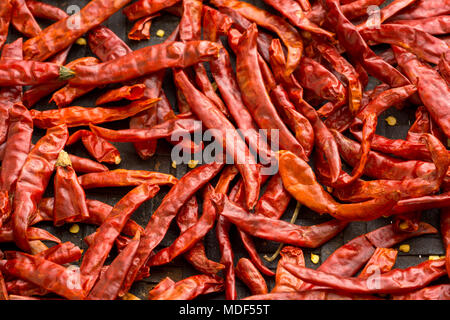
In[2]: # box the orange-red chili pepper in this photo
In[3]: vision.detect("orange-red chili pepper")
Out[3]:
[0,1,11,51]
[128,14,159,41]
[95,84,146,105]
[25,0,67,21]
[271,246,305,293]
[123,0,180,21]
[235,258,268,295]
[393,284,450,300]
[0,227,61,244]
[10,0,41,38]
[358,248,398,279]
[388,0,450,21]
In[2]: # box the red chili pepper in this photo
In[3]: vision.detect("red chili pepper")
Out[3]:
[0,1,12,51]
[67,154,108,174]
[123,0,180,21]
[235,258,268,295]
[439,51,450,86]
[78,169,177,189]
[25,0,68,21]
[393,211,422,233]
[95,84,146,105]
[0,227,61,244]
[128,14,159,41]
[53,151,90,227]
[11,124,68,252]
[119,162,224,296]
[357,0,417,30]
[271,246,305,293]
[149,274,224,300]
[441,199,450,277]
[244,290,379,300]
[23,0,134,61]
[1,252,86,299]
[389,15,450,35]
[69,41,220,86]
[388,0,450,21]
[87,232,141,300]
[10,0,41,38]
[88,25,132,62]
[255,173,291,220]
[0,269,8,300]
[147,277,175,299]
[31,98,159,129]
[393,284,450,300]
[358,248,398,279]
[80,183,160,293]
[66,130,121,165]
[284,258,446,295]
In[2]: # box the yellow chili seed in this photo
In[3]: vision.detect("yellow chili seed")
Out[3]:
[69,224,80,234]
[156,29,165,37]
[398,221,410,231]
[385,116,397,126]
[188,160,198,169]
[171,161,177,169]
[311,253,320,264]
[429,255,441,260]
[211,82,218,91]
[121,293,141,300]
[76,38,87,46]
[399,244,410,253]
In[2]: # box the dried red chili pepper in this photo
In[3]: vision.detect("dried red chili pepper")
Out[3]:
[66,130,121,165]
[25,0,67,21]
[441,201,450,277]
[23,0,133,61]
[357,0,417,29]
[272,246,305,293]
[393,284,450,300]
[124,0,180,21]
[244,290,379,300]
[80,183,160,293]
[149,274,224,300]
[128,14,159,41]
[213,193,348,248]
[255,173,291,220]
[390,15,450,35]
[148,277,175,299]
[31,98,159,129]
[393,46,450,138]
[66,154,107,174]
[96,84,146,105]
[358,248,398,279]
[0,227,61,244]
[119,162,224,296]
[0,269,8,300]
[341,0,384,21]
[53,151,90,227]
[235,258,268,295]
[179,0,202,41]
[284,258,446,295]
[78,169,177,189]
[10,0,41,38]
[1,252,85,299]
[388,0,450,21]
[324,0,410,88]
[439,51,450,86]
[0,1,12,51]
[393,211,422,233]
[87,232,141,300]
[69,41,220,86]
[211,0,303,75]
[11,124,68,252]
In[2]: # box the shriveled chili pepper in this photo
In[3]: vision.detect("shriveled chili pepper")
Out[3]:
[10,0,41,38]
[393,46,450,138]
[23,0,133,61]
[31,98,159,129]
[324,0,410,88]
[123,0,180,21]
[53,151,90,227]
[439,51,450,86]
[0,1,11,51]
[149,274,224,300]
[233,25,307,160]
[441,200,450,277]
[244,290,379,300]
[212,193,349,248]
[67,154,108,174]
[179,0,202,42]
[87,232,141,300]
[0,227,61,244]
[78,169,177,189]
[1,252,85,300]
[393,211,422,233]
[128,14,159,41]
[66,130,121,165]
[25,0,67,21]
[211,0,303,75]
[388,0,450,21]
[80,183,160,293]
[119,162,224,296]
[357,0,417,30]
[96,84,146,105]
[11,124,68,252]
[358,248,398,278]
[284,258,446,295]
[255,173,291,220]
[393,284,450,300]
[148,277,175,300]
[69,41,220,86]
[271,246,305,293]
[0,269,8,300]
[235,258,268,295]
[390,15,450,35]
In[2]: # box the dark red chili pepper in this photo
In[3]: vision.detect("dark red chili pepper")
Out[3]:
[358,248,398,279]
[271,246,305,293]
[10,0,41,38]
[284,258,446,295]
[80,183,160,293]
[53,151,90,227]
[25,0,67,21]
[23,0,134,61]
[0,1,12,51]
[357,0,417,30]
[439,51,450,86]
[393,284,450,300]
[388,0,450,21]
[324,0,410,88]
[31,98,159,129]
[123,0,180,21]
[128,14,159,41]
[212,193,348,248]
[149,274,224,300]
[0,269,8,300]
[119,162,224,296]
[255,173,291,220]
[11,124,68,252]
[1,252,85,299]
[66,130,121,165]
[69,41,220,86]
[78,169,177,189]
[235,258,268,295]
[95,84,146,105]
[0,227,61,244]
[87,232,141,300]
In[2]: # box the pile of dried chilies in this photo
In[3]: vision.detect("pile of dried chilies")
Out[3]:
[0,0,449,301]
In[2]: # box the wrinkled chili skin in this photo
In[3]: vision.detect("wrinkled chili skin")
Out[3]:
[393,284,450,300]
[255,173,291,220]
[388,0,450,21]
[69,41,221,86]
[272,246,305,293]
[10,0,41,38]
[25,0,68,21]
[123,0,180,21]
[358,248,398,278]
[0,1,12,51]
[23,0,133,61]
[392,15,450,35]
[11,124,68,252]
[128,15,158,41]
[96,84,146,105]
[235,258,268,295]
